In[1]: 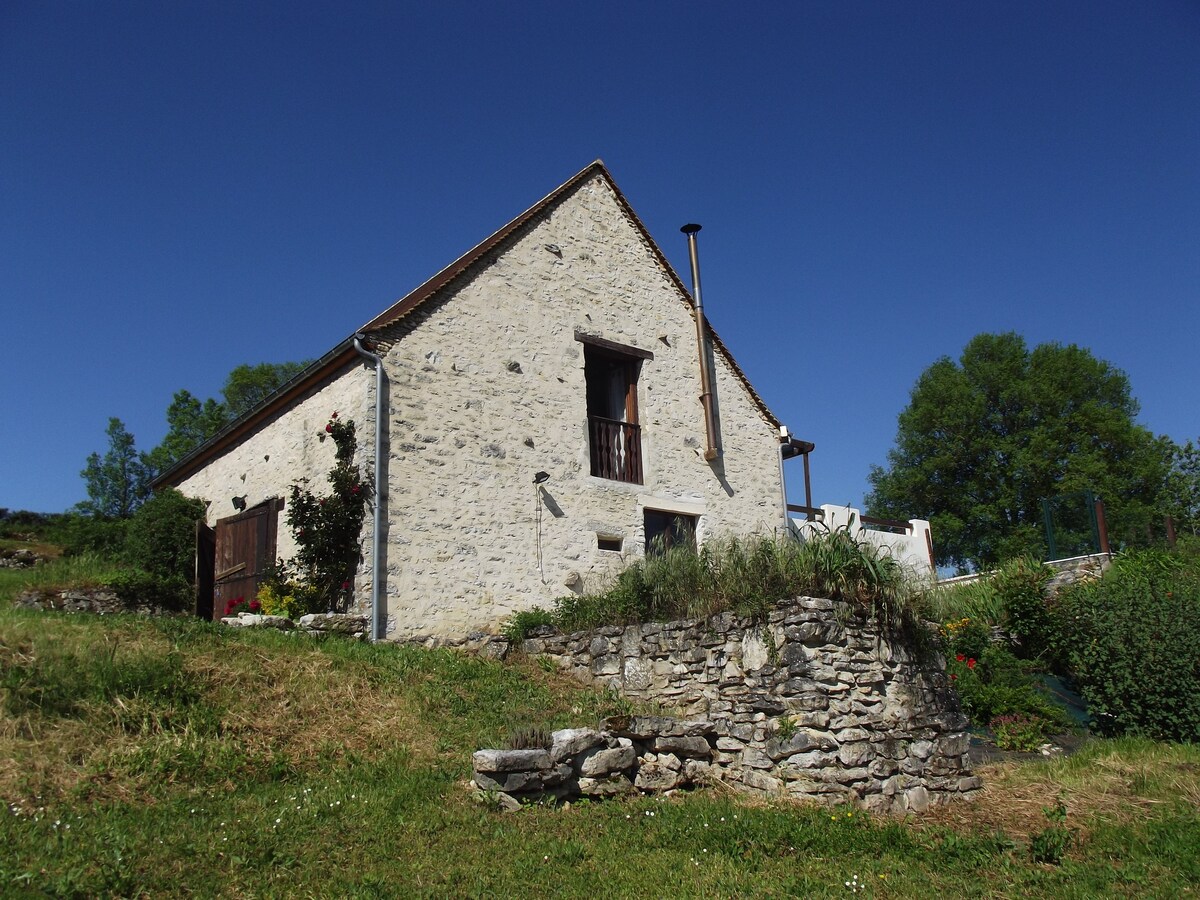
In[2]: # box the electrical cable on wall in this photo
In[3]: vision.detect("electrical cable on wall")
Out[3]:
[533,471,550,582]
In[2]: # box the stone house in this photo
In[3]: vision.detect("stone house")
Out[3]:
[156,161,802,641]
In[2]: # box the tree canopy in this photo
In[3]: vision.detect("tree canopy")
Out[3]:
[79,360,310,516]
[866,332,1170,570]
[142,360,312,475]
[79,418,152,518]
[1161,438,1200,537]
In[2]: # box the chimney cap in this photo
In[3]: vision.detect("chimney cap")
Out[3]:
[680,223,702,235]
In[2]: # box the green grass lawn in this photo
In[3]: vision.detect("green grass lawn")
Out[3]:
[2,606,1198,897]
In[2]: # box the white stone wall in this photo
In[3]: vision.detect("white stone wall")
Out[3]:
[175,363,372,567]
[374,174,785,639]
[792,505,935,579]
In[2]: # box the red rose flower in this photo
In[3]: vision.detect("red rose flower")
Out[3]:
[967,658,976,669]
[331,412,338,419]
[950,673,958,680]
[955,654,964,661]
[326,423,333,433]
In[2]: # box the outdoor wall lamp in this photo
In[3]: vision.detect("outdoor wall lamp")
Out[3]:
[231,495,247,511]
[533,471,550,485]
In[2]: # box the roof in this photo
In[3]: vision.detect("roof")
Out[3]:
[154,160,781,488]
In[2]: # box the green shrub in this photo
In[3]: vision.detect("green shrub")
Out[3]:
[1029,798,1073,865]
[60,514,128,558]
[104,570,192,613]
[1058,549,1200,741]
[921,577,1008,628]
[990,713,1049,752]
[502,607,555,642]
[945,637,1071,732]
[992,557,1059,666]
[124,489,206,582]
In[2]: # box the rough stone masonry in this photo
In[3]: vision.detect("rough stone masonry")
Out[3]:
[475,595,979,813]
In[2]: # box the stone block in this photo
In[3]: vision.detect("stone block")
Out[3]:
[837,742,876,767]
[472,749,551,773]
[742,770,783,794]
[577,774,634,797]
[903,786,930,813]
[634,762,683,792]
[623,657,653,691]
[578,746,636,777]
[472,769,543,793]
[653,735,711,759]
[591,654,621,676]
[549,728,603,762]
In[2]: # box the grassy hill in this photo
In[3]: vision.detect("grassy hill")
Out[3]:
[2,606,1199,897]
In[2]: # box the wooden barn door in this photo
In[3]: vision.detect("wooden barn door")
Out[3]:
[195,521,215,620]
[211,500,280,621]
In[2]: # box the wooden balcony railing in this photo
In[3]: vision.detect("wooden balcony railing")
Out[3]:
[589,416,642,484]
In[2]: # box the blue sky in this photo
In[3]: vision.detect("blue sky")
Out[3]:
[2,1,1198,515]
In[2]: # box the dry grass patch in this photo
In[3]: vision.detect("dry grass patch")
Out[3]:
[921,739,1200,841]
[187,640,433,767]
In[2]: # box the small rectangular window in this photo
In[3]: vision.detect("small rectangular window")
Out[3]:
[644,510,697,556]
[597,536,622,552]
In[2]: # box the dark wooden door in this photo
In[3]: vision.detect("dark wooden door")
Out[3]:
[196,521,215,620]
[212,500,280,621]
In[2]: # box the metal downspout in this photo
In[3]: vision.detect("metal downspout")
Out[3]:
[353,334,386,642]
[681,224,720,461]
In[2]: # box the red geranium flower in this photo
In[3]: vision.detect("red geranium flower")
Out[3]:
[950,673,958,680]
[967,658,977,669]
[955,654,965,662]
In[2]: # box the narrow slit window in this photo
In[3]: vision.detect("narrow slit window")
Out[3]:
[597,536,622,552]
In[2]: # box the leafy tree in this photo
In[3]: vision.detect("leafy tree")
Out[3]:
[867,333,1170,570]
[141,390,228,474]
[78,418,152,518]
[1161,438,1200,536]
[222,361,308,419]
[143,360,311,476]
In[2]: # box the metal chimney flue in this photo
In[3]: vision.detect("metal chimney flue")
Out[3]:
[681,223,720,461]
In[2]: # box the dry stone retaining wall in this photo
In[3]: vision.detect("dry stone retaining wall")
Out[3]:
[492,596,979,813]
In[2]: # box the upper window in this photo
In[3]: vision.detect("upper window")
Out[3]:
[584,343,642,483]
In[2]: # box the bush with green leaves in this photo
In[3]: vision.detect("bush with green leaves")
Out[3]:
[103,570,192,612]
[991,557,1061,667]
[945,640,1069,734]
[124,488,207,582]
[274,413,369,614]
[1058,549,1200,741]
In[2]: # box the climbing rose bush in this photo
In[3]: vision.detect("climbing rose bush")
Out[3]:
[280,413,369,613]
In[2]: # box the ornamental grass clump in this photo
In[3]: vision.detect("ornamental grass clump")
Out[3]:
[502,530,922,640]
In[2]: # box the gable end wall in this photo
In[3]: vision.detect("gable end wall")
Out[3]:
[373,174,784,639]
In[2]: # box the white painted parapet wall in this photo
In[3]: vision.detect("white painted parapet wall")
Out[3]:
[790,505,936,577]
